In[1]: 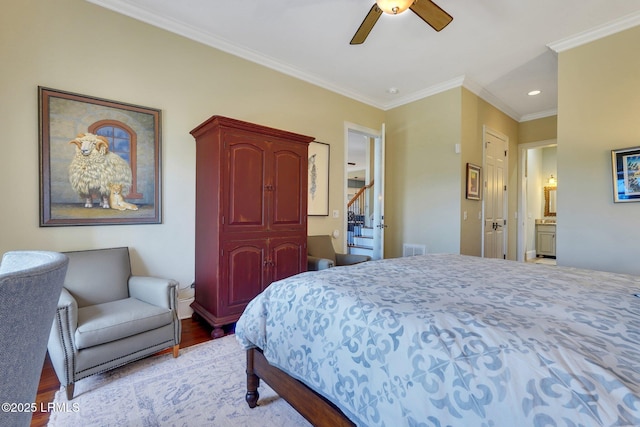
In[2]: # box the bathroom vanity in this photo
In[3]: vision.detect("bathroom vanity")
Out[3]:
[536,219,556,258]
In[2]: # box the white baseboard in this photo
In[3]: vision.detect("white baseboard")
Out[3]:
[178,287,195,319]
[525,250,537,261]
[178,297,194,319]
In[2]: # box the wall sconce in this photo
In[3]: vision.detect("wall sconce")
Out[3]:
[547,174,557,187]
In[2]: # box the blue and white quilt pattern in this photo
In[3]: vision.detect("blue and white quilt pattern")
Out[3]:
[236,254,640,427]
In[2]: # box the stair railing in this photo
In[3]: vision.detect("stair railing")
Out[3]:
[347,180,373,246]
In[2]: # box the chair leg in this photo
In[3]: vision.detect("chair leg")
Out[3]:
[172,344,179,358]
[65,383,75,400]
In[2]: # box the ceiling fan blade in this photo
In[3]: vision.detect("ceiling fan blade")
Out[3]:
[350,4,383,45]
[410,0,453,32]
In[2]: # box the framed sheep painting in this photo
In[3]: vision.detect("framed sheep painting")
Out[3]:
[39,87,162,226]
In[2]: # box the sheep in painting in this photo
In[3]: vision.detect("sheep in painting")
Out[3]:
[68,133,133,208]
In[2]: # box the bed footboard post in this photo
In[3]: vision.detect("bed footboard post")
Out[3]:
[245,348,260,408]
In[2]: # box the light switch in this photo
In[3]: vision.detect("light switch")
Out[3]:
[332,210,339,218]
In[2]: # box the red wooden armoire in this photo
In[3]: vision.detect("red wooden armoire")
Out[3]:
[190,115,314,338]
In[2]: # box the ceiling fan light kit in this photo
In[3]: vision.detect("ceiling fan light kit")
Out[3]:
[351,0,453,45]
[376,0,414,15]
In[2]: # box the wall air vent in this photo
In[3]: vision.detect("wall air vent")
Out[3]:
[402,244,426,257]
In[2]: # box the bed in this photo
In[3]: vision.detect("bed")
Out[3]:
[235,254,640,426]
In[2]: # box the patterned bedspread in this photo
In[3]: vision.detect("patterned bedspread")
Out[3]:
[235,254,640,426]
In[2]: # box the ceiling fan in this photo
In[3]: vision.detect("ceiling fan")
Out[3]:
[350,0,453,45]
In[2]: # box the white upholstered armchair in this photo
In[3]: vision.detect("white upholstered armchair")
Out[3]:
[47,247,181,400]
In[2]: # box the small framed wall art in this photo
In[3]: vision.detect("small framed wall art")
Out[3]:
[308,141,330,216]
[466,163,482,200]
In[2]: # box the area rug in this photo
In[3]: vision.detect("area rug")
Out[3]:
[47,335,311,426]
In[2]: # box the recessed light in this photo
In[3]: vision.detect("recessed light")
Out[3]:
[386,87,399,95]
[528,90,541,96]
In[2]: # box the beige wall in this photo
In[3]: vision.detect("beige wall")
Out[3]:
[519,116,557,144]
[385,89,462,258]
[557,25,640,275]
[0,0,383,287]
[461,89,519,259]
[460,89,483,256]
[384,86,518,259]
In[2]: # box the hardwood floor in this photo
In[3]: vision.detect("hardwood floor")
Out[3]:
[31,316,214,427]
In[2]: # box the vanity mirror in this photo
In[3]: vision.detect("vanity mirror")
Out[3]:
[544,186,557,216]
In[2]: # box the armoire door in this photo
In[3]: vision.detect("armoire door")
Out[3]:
[270,235,307,283]
[223,135,267,233]
[220,239,268,316]
[270,142,307,232]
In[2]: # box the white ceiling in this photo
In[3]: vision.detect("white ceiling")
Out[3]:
[89,0,640,122]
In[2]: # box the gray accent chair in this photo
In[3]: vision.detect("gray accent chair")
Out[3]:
[47,247,181,400]
[307,235,371,270]
[0,251,68,427]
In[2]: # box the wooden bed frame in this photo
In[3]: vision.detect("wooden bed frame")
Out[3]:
[245,348,356,427]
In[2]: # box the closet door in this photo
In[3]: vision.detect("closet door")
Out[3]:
[483,128,508,259]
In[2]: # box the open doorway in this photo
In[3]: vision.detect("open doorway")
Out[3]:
[344,122,384,260]
[517,140,557,263]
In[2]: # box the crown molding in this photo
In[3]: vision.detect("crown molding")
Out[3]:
[86,0,386,109]
[381,76,465,110]
[385,76,528,122]
[548,11,640,53]
[88,0,556,121]
[520,109,558,122]
[461,78,521,121]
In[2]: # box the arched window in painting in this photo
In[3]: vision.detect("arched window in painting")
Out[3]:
[89,120,143,199]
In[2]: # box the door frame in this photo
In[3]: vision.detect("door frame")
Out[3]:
[516,139,557,262]
[344,122,383,256]
[481,126,509,258]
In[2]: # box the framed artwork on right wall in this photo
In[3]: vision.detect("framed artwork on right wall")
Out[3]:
[611,146,640,203]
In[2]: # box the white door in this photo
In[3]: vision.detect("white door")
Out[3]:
[372,124,385,260]
[483,128,508,259]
